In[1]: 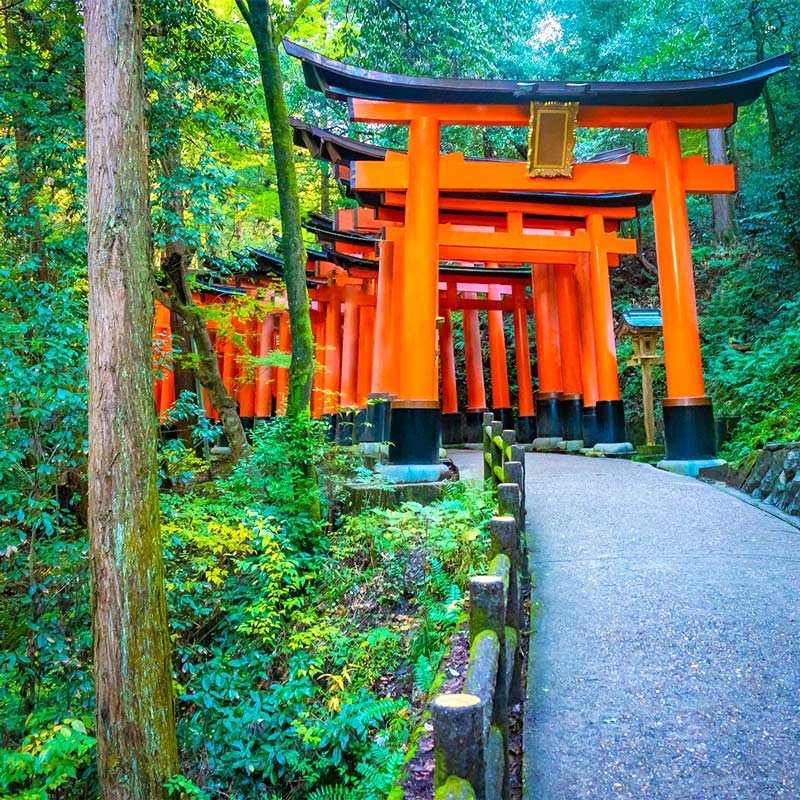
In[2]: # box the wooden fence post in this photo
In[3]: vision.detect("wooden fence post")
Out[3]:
[483,412,494,483]
[432,694,487,800]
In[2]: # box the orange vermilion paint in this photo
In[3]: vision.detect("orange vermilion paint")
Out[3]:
[356,297,375,406]
[512,284,534,418]
[463,294,486,411]
[440,309,458,415]
[574,253,599,408]
[532,263,562,394]
[254,313,275,418]
[397,115,441,402]
[648,120,706,400]
[371,237,395,394]
[323,286,343,415]
[276,312,290,416]
[554,264,583,396]
[487,280,511,408]
[587,214,620,402]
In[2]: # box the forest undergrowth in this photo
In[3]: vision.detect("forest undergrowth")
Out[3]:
[0,418,492,799]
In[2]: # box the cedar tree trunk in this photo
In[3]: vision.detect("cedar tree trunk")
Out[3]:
[84,0,179,796]
[707,128,736,242]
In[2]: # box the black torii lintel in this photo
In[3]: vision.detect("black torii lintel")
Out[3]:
[284,40,790,109]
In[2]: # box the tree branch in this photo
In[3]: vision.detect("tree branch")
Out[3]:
[152,281,173,311]
[233,0,251,25]
[636,252,658,276]
[276,0,316,41]
[0,0,27,14]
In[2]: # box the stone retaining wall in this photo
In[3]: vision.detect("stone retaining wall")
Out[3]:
[700,442,800,516]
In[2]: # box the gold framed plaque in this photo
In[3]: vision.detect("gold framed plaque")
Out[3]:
[527,101,579,178]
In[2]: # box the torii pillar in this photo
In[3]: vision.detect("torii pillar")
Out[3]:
[512,284,535,442]
[532,263,563,441]
[440,308,463,444]
[388,115,442,464]
[554,263,584,445]
[649,120,719,466]
[575,254,600,446]
[463,292,488,442]
[587,213,630,450]
[487,278,513,429]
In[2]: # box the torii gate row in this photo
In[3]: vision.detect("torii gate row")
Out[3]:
[323,183,652,448]
[294,120,656,448]
[316,213,634,453]
[288,41,789,467]
[314,181,649,451]
[295,121,656,451]
[152,255,381,427]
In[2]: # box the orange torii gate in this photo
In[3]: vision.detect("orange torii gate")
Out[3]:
[293,121,655,449]
[337,191,647,449]
[288,42,789,468]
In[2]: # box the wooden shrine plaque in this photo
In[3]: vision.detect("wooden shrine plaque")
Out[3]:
[527,102,579,178]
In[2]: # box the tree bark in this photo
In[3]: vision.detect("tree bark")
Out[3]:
[244,0,316,418]
[707,128,736,242]
[84,0,178,796]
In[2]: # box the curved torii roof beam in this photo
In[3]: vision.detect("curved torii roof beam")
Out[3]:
[285,40,790,113]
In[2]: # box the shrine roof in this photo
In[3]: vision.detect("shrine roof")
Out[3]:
[285,41,789,108]
[620,307,663,334]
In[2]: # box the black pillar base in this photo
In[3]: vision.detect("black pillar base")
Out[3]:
[493,407,515,431]
[582,407,599,448]
[558,394,583,441]
[517,416,537,443]
[535,393,562,438]
[464,409,488,443]
[663,398,718,460]
[364,393,391,442]
[442,413,464,446]
[596,400,626,443]
[389,403,441,464]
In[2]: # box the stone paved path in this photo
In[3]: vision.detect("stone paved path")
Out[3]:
[451,450,800,800]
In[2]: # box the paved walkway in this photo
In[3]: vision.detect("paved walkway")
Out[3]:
[451,450,800,800]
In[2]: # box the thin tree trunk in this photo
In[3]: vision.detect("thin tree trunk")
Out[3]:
[162,253,250,460]
[158,101,247,455]
[84,0,178,795]
[246,1,316,418]
[707,128,736,242]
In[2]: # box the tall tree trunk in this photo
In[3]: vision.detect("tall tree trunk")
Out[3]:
[4,7,48,281]
[707,128,736,242]
[244,1,316,418]
[84,0,178,796]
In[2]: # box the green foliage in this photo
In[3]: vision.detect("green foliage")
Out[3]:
[0,718,96,800]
